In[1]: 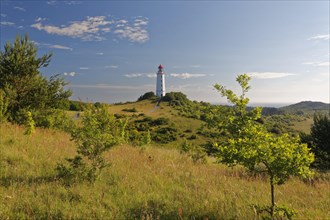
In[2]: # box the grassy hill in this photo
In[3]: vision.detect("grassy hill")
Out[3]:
[0,123,329,219]
[108,99,208,147]
[280,101,329,114]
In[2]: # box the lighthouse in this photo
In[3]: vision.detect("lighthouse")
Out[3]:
[156,64,165,97]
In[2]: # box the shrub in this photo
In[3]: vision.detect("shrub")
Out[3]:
[138,91,157,101]
[122,107,137,112]
[56,104,125,184]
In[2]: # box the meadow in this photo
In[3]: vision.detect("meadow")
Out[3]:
[1,122,329,219]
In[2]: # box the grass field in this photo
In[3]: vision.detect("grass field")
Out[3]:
[0,123,329,219]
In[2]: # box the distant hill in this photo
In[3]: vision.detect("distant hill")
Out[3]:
[280,101,329,114]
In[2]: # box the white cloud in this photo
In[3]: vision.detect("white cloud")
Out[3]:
[0,14,7,17]
[69,83,154,91]
[47,1,57,5]
[79,67,89,70]
[247,72,296,79]
[50,44,73,50]
[134,18,148,26]
[35,17,46,22]
[308,34,330,40]
[31,16,112,41]
[191,65,201,68]
[105,65,118,69]
[146,74,156,78]
[0,21,15,26]
[14,6,26,11]
[124,73,143,78]
[317,62,329,67]
[64,1,82,5]
[319,72,329,77]
[117,20,128,24]
[114,17,149,43]
[170,73,207,79]
[124,73,155,78]
[303,61,329,67]
[47,1,81,6]
[96,52,104,55]
[32,41,73,51]
[63,72,77,77]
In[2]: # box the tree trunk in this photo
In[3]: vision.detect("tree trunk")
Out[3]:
[270,176,275,217]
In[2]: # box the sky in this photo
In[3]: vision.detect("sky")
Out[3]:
[0,1,329,105]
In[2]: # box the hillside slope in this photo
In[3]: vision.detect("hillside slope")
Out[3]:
[280,101,329,113]
[0,123,329,219]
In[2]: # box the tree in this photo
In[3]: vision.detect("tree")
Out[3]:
[301,113,330,170]
[0,35,71,124]
[57,104,127,184]
[212,74,314,218]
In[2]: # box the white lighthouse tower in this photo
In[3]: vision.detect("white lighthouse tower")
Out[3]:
[156,64,165,97]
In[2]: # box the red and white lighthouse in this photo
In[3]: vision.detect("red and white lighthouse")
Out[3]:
[156,64,165,97]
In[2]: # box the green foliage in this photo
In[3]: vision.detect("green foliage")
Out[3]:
[126,116,178,145]
[56,104,124,184]
[33,109,74,132]
[152,126,178,144]
[23,111,35,135]
[162,92,191,106]
[0,35,71,125]
[301,113,330,170]
[142,130,152,146]
[0,123,329,219]
[69,100,87,111]
[252,204,297,220]
[122,107,137,112]
[0,89,9,123]
[137,91,157,101]
[181,140,207,164]
[213,74,314,217]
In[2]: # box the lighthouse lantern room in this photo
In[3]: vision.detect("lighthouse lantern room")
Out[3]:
[156,64,165,97]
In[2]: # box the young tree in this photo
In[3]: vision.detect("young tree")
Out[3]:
[213,74,314,218]
[0,35,71,124]
[57,104,126,184]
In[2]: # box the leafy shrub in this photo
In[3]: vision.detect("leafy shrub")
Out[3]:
[188,134,197,140]
[150,117,169,126]
[137,91,157,101]
[56,104,125,184]
[32,109,74,132]
[0,89,8,123]
[24,111,35,135]
[181,140,207,164]
[122,107,137,112]
[152,126,178,144]
[162,92,191,106]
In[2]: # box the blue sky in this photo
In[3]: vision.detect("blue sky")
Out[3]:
[1,1,329,105]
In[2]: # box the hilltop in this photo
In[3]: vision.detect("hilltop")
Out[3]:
[280,101,329,114]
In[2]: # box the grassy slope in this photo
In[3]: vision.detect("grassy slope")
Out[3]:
[0,123,329,219]
[110,100,206,147]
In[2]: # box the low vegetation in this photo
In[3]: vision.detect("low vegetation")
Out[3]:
[1,35,329,219]
[1,123,329,219]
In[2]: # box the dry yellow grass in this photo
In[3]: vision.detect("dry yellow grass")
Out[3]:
[0,123,329,219]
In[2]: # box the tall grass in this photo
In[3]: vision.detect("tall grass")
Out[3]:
[0,123,329,219]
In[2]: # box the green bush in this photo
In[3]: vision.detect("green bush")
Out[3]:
[56,104,125,184]
[122,107,137,112]
[137,91,157,101]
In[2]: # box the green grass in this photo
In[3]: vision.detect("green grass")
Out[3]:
[0,123,329,219]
